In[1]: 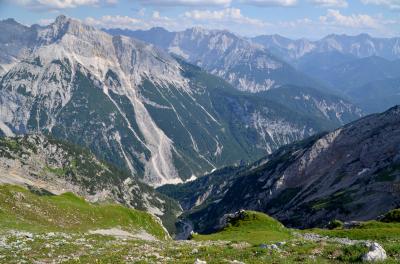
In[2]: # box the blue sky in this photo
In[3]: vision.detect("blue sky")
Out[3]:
[0,0,399,38]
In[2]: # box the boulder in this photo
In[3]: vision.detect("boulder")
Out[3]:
[362,242,387,262]
[194,258,207,264]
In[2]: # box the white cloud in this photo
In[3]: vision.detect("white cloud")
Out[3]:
[138,0,231,6]
[310,0,348,8]
[37,0,98,8]
[105,0,118,4]
[361,0,400,10]
[84,8,268,36]
[272,9,398,38]
[278,18,312,27]
[37,18,55,25]
[138,8,146,16]
[12,0,117,9]
[183,8,267,27]
[85,15,151,29]
[240,0,297,6]
[319,9,380,28]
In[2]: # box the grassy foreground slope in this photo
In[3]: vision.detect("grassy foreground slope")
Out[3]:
[1,186,400,263]
[0,184,168,240]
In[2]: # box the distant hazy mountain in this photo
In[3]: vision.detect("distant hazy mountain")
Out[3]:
[296,55,400,113]
[0,16,362,186]
[300,56,400,93]
[254,34,400,113]
[253,33,400,61]
[349,77,400,114]
[105,27,321,93]
[160,106,400,233]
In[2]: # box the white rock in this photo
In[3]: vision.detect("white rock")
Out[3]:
[362,242,387,262]
[194,259,207,264]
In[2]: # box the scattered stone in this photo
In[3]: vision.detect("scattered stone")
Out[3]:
[88,228,157,241]
[270,244,279,250]
[191,248,199,254]
[259,244,267,249]
[230,260,245,264]
[231,242,251,249]
[259,243,280,251]
[302,233,369,246]
[24,233,33,239]
[194,258,207,264]
[343,221,363,229]
[362,242,387,262]
[276,241,286,247]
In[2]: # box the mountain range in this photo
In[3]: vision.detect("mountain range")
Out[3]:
[105,27,322,93]
[253,34,400,113]
[252,33,400,61]
[107,27,400,114]
[0,16,362,186]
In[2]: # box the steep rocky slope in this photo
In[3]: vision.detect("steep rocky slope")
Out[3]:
[160,106,400,233]
[0,134,181,231]
[0,16,362,185]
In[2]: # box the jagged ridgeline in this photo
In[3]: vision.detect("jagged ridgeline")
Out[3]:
[0,134,181,233]
[0,16,361,185]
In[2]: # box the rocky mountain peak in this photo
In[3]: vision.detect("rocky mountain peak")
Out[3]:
[54,15,68,25]
[1,18,20,25]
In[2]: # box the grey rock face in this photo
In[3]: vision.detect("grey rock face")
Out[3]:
[166,106,400,232]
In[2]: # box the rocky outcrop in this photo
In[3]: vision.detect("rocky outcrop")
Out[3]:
[362,243,387,262]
